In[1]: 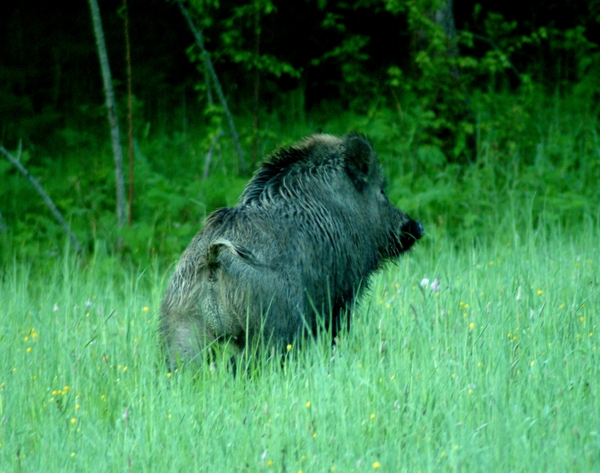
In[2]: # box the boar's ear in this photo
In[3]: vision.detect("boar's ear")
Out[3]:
[343,133,373,192]
[207,238,255,269]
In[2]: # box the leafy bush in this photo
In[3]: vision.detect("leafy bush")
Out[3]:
[1,88,599,266]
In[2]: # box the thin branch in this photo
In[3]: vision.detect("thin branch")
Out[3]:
[88,0,127,228]
[204,55,214,107]
[0,145,83,253]
[177,0,246,175]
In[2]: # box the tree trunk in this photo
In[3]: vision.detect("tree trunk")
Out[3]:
[87,0,127,228]
[177,0,246,175]
[123,0,134,226]
[252,2,261,166]
[432,0,458,76]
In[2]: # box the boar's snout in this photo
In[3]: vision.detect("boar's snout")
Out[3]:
[403,218,424,241]
[390,215,423,255]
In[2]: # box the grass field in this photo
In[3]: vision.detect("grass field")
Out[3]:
[1,89,599,472]
[1,213,598,472]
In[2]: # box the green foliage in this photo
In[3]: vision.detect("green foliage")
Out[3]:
[373,90,600,243]
[186,0,300,81]
[2,89,599,264]
[547,25,600,104]
[315,34,375,110]
[381,0,591,164]
[384,0,476,161]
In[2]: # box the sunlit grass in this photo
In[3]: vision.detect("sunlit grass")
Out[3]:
[1,216,598,471]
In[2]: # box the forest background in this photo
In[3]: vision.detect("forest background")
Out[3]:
[1,0,599,263]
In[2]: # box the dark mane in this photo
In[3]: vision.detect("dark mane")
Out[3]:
[239,134,340,205]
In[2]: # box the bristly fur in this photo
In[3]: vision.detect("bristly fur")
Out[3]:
[239,133,352,206]
[159,132,423,368]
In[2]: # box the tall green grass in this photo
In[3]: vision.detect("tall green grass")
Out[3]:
[1,214,598,471]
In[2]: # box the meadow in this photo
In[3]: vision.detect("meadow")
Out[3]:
[1,91,599,471]
[1,213,598,472]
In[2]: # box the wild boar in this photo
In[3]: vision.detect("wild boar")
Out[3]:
[160,132,423,367]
